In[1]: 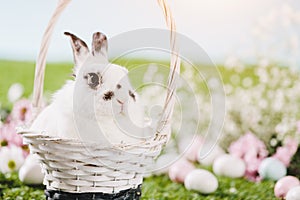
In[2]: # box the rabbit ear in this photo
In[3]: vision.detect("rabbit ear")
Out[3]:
[92,32,108,59]
[64,32,89,76]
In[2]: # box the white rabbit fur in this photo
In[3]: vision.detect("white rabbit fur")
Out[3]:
[31,32,148,145]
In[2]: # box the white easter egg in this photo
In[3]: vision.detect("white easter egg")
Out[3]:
[19,154,44,185]
[197,145,225,166]
[258,157,287,181]
[213,154,246,178]
[184,169,218,194]
[286,186,300,200]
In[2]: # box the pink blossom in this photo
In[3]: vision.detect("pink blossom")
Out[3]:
[245,170,262,182]
[10,99,32,124]
[272,137,298,167]
[0,99,33,159]
[229,132,269,182]
[0,121,23,147]
[273,147,292,166]
[284,137,298,155]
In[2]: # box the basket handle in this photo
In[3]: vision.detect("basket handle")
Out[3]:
[32,0,180,143]
[155,0,180,143]
[32,0,72,114]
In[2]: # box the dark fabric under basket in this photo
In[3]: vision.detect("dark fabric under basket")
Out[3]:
[45,185,142,200]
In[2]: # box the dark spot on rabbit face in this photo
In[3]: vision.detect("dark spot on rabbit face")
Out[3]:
[129,90,136,102]
[116,84,122,89]
[103,91,114,101]
[84,73,102,89]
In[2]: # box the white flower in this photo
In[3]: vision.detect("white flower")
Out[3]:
[7,83,24,103]
[0,145,25,173]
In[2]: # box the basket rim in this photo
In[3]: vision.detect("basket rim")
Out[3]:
[18,128,168,151]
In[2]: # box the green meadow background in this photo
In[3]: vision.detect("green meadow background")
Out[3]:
[0,60,278,199]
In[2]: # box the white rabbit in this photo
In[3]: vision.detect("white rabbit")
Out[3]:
[31,32,149,145]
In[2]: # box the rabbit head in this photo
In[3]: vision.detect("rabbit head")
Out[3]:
[65,32,145,139]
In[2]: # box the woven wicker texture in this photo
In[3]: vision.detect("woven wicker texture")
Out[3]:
[19,0,180,194]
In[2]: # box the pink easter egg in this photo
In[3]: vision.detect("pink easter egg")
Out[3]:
[168,159,195,183]
[274,176,300,198]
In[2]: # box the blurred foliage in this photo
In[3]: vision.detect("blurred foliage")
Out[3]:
[288,147,300,179]
[0,173,44,200]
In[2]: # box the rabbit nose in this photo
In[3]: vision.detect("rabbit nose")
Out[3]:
[117,99,125,115]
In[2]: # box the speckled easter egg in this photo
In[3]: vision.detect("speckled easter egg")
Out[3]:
[213,154,246,178]
[184,169,218,194]
[197,145,225,166]
[168,159,195,183]
[258,157,287,181]
[274,176,300,198]
[286,186,300,200]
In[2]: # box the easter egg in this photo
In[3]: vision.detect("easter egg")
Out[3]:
[168,159,195,183]
[274,176,300,198]
[197,144,225,166]
[286,186,300,200]
[184,169,218,194]
[19,154,44,184]
[213,154,246,178]
[258,157,287,181]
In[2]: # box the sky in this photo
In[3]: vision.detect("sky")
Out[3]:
[0,0,299,63]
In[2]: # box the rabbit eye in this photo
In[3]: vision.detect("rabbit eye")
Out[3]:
[85,73,100,89]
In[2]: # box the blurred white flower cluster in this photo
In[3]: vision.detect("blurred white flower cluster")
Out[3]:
[139,61,300,153]
[222,64,300,150]
[139,62,217,150]
[219,2,300,150]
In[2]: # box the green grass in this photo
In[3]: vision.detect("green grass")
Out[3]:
[143,175,276,200]
[0,59,256,108]
[0,173,44,200]
[0,60,72,109]
[0,59,163,108]
[0,60,279,199]
[0,172,277,200]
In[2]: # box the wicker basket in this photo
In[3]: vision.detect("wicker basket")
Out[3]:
[19,0,180,197]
